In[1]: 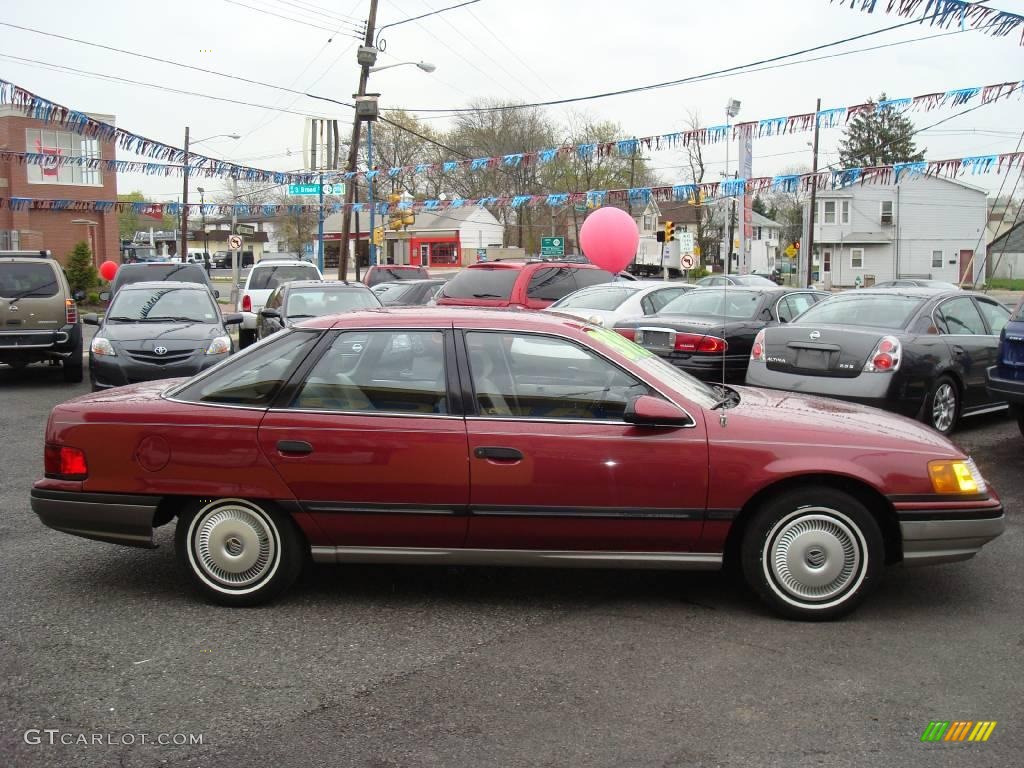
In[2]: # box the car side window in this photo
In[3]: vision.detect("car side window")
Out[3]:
[526,267,579,301]
[776,296,795,323]
[465,332,648,421]
[935,297,986,336]
[173,330,320,406]
[644,288,684,314]
[779,292,817,323]
[975,298,1010,336]
[290,330,448,414]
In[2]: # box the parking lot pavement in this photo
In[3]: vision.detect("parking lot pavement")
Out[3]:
[0,373,1020,768]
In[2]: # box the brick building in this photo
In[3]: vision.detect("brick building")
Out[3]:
[0,105,119,265]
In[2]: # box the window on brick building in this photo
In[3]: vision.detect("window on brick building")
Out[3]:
[25,129,103,186]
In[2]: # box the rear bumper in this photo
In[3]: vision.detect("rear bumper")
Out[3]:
[898,506,1005,566]
[986,365,1024,408]
[30,487,160,548]
[0,324,81,359]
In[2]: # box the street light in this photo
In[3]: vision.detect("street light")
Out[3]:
[368,61,436,73]
[71,219,99,266]
[724,98,741,276]
[180,131,241,263]
[197,187,210,267]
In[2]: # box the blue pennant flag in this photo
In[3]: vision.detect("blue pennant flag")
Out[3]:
[757,117,787,137]
[511,195,531,208]
[365,170,379,180]
[706,125,730,143]
[893,161,927,182]
[471,157,490,171]
[387,168,401,178]
[397,200,413,210]
[586,190,607,208]
[961,155,997,174]
[351,203,364,213]
[503,153,523,167]
[416,164,431,174]
[816,108,846,128]
[616,139,639,156]
[450,198,465,208]
[832,168,862,187]
[672,184,698,201]
[876,98,912,113]
[443,161,458,172]
[537,148,558,164]
[944,86,981,106]
[546,193,569,207]
[771,175,801,192]
[628,187,651,202]
[424,199,440,210]
[721,177,746,197]
[577,144,597,160]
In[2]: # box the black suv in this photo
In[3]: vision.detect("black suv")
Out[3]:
[0,250,84,382]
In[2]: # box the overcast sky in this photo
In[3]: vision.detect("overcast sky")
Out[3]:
[2,0,1022,203]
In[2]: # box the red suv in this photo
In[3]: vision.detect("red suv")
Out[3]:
[436,260,615,309]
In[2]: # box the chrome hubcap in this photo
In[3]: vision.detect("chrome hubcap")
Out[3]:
[932,383,956,432]
[766,511,862,602]
[192,503,276,589]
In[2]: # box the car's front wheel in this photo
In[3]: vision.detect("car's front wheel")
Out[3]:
[176,498,305,606]
[741,487,883,621]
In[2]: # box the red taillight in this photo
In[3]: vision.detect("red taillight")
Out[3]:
[674,333,728,353]
[65,298,77,324]
[241,294,252,312]
[864,335,902,373]
[616,328,636,341]
[871,353,894,370]
[751,329,766,362]
[44,444,88,479]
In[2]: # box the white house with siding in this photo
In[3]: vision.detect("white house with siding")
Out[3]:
[801,176,988,288]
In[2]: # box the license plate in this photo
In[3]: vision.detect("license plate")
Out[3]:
[796,349,829,370]
[640,330,672,348]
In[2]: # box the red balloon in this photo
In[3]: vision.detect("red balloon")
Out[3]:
[578,207,639,273]
[99,260,118,281]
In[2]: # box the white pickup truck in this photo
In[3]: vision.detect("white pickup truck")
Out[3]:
[238,259,323,348]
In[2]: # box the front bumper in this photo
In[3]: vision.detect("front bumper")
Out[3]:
[90,349,226,389]
[898,506,1005,566]
[31,487,161,548]
[986,365,1024,408]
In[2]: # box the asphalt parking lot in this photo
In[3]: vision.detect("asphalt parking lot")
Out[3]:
[1,364,1020,768]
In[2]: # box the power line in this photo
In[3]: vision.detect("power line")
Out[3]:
[375,0,482,35]
[220,0,364,35]
[262,0,363,25]
[385,14,1000,114]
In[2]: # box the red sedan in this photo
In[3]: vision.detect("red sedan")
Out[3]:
[31,309,1004,619]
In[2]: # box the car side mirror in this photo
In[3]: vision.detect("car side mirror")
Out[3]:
[213,289,220,298]
[260,309,280,319]
[82,313,100,326]
[223,313,243,326]
[99,291,111,302]
[623,395,692,427]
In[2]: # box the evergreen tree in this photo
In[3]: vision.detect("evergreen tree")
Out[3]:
[65,241,98,294]
[838,94,925,168]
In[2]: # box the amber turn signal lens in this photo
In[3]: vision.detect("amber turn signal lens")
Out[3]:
[928,460,979,494]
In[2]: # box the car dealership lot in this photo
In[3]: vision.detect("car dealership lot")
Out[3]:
[1,367,1021,767]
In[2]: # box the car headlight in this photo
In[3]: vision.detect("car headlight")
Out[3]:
[928,458,987,495]
[206,336,231,355]
[90,337,116,357]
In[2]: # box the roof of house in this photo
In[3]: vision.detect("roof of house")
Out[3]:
[988,220,1024,252]
[751,211,782,227]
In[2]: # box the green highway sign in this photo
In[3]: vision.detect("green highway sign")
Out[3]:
[287,182,346,196]
[541,236,565,257]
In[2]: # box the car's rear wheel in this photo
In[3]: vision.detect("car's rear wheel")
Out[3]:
[925,375,960,435]
[740,487,883,621]
[62,336,84,383]
[176,498,305,606]
[1017,412,1024,438]
[238,329,257,349]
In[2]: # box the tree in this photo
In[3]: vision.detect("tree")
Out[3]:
[272,191,316,254]
[678,111,726,266]
[761,164,811,250]
[65,241,97,292]
[117,191,175,239]
[838,94,926,168]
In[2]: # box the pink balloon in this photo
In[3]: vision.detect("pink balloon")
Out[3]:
[99,260,118,281]
[578,207,639,273]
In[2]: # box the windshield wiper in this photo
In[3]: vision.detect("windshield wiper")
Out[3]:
[709,384,741,410]
[138,316,204,322]
[6,279,58,304]
[105,315,139,322]
[472,293,503,298]
[287,313,315,319]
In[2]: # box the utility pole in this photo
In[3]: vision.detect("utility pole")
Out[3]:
[805,97,821,289]
[726,171,737,277]
[180,126,190,262]
[317,169,325,272]
[230,176,240,310]
[337,0,380,280]
[367,121,376,266]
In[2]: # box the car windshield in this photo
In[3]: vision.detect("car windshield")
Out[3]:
[0,262,58,298]
[792,293,925,329]
[552,286,637,311]
[659,289,763,319]
[1011,299,1024,322]
[583,326,719,408]
[107,287,218,323]
[440,267,520,300]
[249,264,321,290]
[114,263,209,289]
[286,287,381,316]
[372,268,425,281]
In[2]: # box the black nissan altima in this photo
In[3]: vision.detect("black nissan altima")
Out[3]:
[745,288,1012,434]
[84,281,242,391]
[613,286,828,383]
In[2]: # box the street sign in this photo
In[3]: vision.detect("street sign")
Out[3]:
[680,253,697,270]
[287,182,345,196]
[235,224,255,236]
[785,244,798,258]
[541,236,564,257]
[228,234,244,250]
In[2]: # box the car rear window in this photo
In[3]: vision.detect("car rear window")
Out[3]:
[114,263,210,290]
[553,286,636,311]
[0,262,59,298]
[440,267,520,300]
[370,267,427,283]
[793,294,925,329]
[286,287,381,316]
[571,268,616,290]
[660,289,763,319]
[249,264,321,290]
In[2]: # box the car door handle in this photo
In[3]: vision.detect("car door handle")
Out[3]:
[474,446,523,461]
[277,440,313,456]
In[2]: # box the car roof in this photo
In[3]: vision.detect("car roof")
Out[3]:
[294,306,595,332]
[465,260,601,271]
[369,264,425,270]
[373,278,447,286]
[283,280,369,289]
[840,288,962,299]
[119,280,212,290]
[252,259,314,267]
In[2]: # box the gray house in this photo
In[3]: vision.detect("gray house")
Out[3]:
[988,221,1024,281]
[801,176,988,288]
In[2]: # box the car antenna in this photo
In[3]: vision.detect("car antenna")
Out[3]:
[719,264,729,427]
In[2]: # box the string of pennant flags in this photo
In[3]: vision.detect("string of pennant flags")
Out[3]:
[831,0,1024,46]
[1,77,1021,187]
[4,151,1023,218]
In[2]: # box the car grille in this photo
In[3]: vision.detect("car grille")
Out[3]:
[999,337,1024,380]
[126,349,195,366]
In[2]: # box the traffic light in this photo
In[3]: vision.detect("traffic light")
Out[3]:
[664,221,675,243]
[373,226,384,246]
